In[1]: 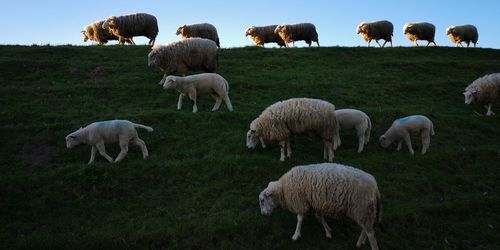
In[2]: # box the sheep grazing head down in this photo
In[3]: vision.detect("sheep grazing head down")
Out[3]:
[463,90,476,104]
[379,135,392,148]
[259,181,280,216]
[176,25,186,35]
[245,26,255,36]
[246,128,259,149]
[102,16,117,29]
[65,128,83,148]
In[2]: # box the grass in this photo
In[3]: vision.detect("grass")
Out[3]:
[0,45,499,249]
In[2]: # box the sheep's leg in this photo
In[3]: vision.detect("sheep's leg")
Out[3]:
[133,138,149,159]
[485,104,495,116]
[286,139,292,158]
[375,40,382,48]
[130,38,136,45]
[466,41,470,48]
[222,94,233,111]
[315,214,332,239]
[357,127,365,153]
[316,40,320,47]
[211,95,222,111]
[326,141,334,162]
[88,146,97,165]
[114,138,130,163]
[414,40,419,47]
[356,230,367,247]
[95,142,113,163]
[397,140,403,151]
[188,91,198,113]
[177,93,185,110]
[292,214,304,241]
[364,227,379,250]
[279,141,286,161]
[292,41,295,47]
[402,132,414,155]
[421,131,430,155]
[259,137,266,148]
[367,39,371,47]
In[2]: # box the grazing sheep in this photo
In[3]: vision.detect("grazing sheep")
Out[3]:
[446,24,478,48]
[259,163,381,250]
[245,25,286,47]
[82,20,132,45]
[102,13,159,46]
[274,23,320,47]
[356,20,393,47]
[246,98,340,162]
[463,73,500,116]
[403,22,436,47]
[160,73,233,113]
[65,120,153,164]
[176,23,220,47]
[335,109,372,153]
[148,38,218,75]
[379,115,435,155]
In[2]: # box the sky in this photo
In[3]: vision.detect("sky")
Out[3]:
[2,0,499,48]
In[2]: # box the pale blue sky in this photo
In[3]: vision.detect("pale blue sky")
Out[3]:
[2,0,499,48]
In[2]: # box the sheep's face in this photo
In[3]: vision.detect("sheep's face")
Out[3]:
[246,129,259,149]
[403,24,413,34]
[245,26,255,36]
[162,76,176,89]
[356,23,366,34]
[446,27,454,35]
[379,135,392,148]
[102,17,116,29]
[259,182,279,216]
[463,90,476,104]
[65,131,81,148]
[148,50,159,67]
[176,25,185,35]
[82,30,89,42]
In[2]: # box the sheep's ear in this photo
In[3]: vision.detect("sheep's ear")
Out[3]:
[265,190,273,197]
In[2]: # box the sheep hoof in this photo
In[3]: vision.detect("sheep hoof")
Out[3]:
[325,232,332,239]
[292,233,301,241]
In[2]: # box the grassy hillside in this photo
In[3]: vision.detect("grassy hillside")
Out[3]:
[0,45,499,249]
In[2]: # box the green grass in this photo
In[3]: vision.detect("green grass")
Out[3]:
[0,45,499,249]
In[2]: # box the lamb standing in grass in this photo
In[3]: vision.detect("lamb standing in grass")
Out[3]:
[66,120,153,164]
[259,163,381,250]
[246,98,340,162]
[463,73,500,116]
[335,109,372,153]
[160,73,233,113]
[356,20,393,47]
[379,115,434,155]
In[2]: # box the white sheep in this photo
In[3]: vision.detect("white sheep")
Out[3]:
[463,73,500,116]
[259,163,381,250]
[379,115,435,155]
[246,98,340,162]
[446,24,478,48]
[160,73,233,113]
[66,120,153,164]
[335,109,372,153]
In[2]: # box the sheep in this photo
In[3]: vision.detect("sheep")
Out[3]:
[356,20,393,48]
[246,98,340,162]
[176,23,220,47]
[403,22,437,47]
[245,25,286,48]
[274,23,320,47]
[148,38,218,76]
[102,13,159,46]
[82,20,132,45]
[65,120,153,164]
[259,163,381,250]
[159,73,233,113]
[463,73,500,116]
[379,115,435,155]
[335,109,372,153]
[446,24,478,48]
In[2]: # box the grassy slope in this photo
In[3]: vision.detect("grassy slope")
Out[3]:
[0,45,499,249]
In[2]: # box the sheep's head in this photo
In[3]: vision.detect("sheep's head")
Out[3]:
[379,135,392,148]
[176,25,186,35]
[246,127,260,149]
[446,26,455,35]
[162,75,176,89]
[102,16,117,29]
[403,24,413,34]
[65,129,82,148]
[356,22,366,34]
[259,181,280,216]
[463,90,476,104]
[147,48,160,67]
[245,26,255,36]
[82,30,89,42]
[274,24,285,34]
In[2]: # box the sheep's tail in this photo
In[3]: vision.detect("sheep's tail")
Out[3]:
[133,123,154,132]
[365,116,372,144]
[223,78,229,93]
[376,190,382,223]
[430,122,435,136]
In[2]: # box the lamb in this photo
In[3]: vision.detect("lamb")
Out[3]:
[176,23,220,47]
[102,13,159,46]
[463,73,500,116]
[446,24,478,48]
[274,23,320,47]
[82,20,132,45]
[403,22,436,47]
[259,163,381,250]
[245,25,286,48]
[148,38,218,75]
[379,115,435,155]
[356,20,393,48]
[335,109,372,153]
[246,98,340,162]
[65,120,153,164]
[160,73,233,113]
